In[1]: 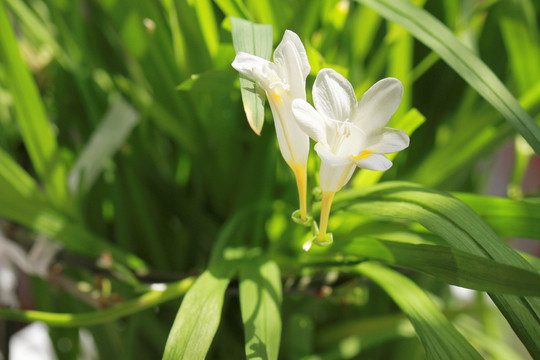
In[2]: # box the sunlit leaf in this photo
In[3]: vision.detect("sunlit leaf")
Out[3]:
[356,0,540,154]
[0,1,68,206]
[239,257,282,360]
[231,17,273,135]
[163,261,236,360]
[357,262,483,359]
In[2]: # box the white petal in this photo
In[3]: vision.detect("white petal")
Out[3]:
[333,123,367,158]
[352,78,403,134]
[354,153,393,171]
[366,128,409,154]
[313,69,356,121]
[292,99,327,143]
[314,142,352,166]
[319,161,356,193]
[231,52,278,89]
[268,96,310,165]
[274,30,310,79]
[274,41,307,99]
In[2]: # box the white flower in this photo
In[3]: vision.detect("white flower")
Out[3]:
[292,68,409,244]
[232,30,311,221]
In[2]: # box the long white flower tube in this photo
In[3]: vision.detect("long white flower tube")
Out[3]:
[292,69,409,243]
[232,30,311,221]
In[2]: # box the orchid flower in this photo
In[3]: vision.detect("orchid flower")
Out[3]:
[232,30,311,221]
[292,69,409,244]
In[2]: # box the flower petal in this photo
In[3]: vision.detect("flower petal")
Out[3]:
[313,68,356,121]
[366,128,409,154]
[274,30,310,79]
[351,78,403,134]
[314,142,352,166]
[274,41,307,99]
[292,99,327,143]
[319,161,356,193]
[231,52,278,89]
[354,153,393,171]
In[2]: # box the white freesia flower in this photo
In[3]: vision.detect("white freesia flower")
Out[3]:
[232,30,311,221]
[292,69,409,244]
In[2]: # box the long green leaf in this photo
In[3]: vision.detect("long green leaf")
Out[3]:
[239,257,282,360]
[162,261,236,360]
[0,2,68,206]
[356,262,483,360]
[306,238,540,296]
[0,145,145,272]
[329,182,540,357]
[231,17,273,135]
[355,0,540,154]
[454,193,540,240]
[68,98,139,194]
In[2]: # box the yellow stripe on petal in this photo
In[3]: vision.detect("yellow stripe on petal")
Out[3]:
[353,150,372,160]
[270,91,282,104]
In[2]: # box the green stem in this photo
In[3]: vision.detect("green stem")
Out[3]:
[0,277,195,327]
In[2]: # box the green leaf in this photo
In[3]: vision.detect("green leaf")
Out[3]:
[68,98,139,194]
[239,257,282,360]
[0,2,68,206]
[454,193,540,240]
[163,261,236,360]
[176,70,237,93]
[231,17,273,135]
[0,148,146,270]
[0,146,44,200]
[314,238,540,296]
[355,0,540,155]
[329,182,540,357]
[68,98,139,193]
[356,262,483,360]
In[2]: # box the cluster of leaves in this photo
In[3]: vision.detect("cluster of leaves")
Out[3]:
[0,0,539,359]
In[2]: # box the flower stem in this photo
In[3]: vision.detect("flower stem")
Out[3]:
[291,164,307,221]
[318,192,335,242]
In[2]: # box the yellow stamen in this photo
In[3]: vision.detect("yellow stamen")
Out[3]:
[318,192,335,242]
[353,150,372,161]
[290,164,307,221]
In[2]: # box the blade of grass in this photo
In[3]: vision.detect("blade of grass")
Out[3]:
[231,17,273,135]
[68,97,139,194]
[306,238,540,296]
[239,257,282,360]
[162,261,236,360]
[356,262,483,360]
[355,0,540,155]
[328,182,540,357]
[453,193,540,240]
[0,1,68,207]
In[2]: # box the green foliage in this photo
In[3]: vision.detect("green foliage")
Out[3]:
[0,0,539,359]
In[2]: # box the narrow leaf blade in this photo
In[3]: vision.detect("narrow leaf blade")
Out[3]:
[163,262,236,360]
[231,17,273,135]
[356,0,540,154]
[357,262,483,360]
[239,257,282,360]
